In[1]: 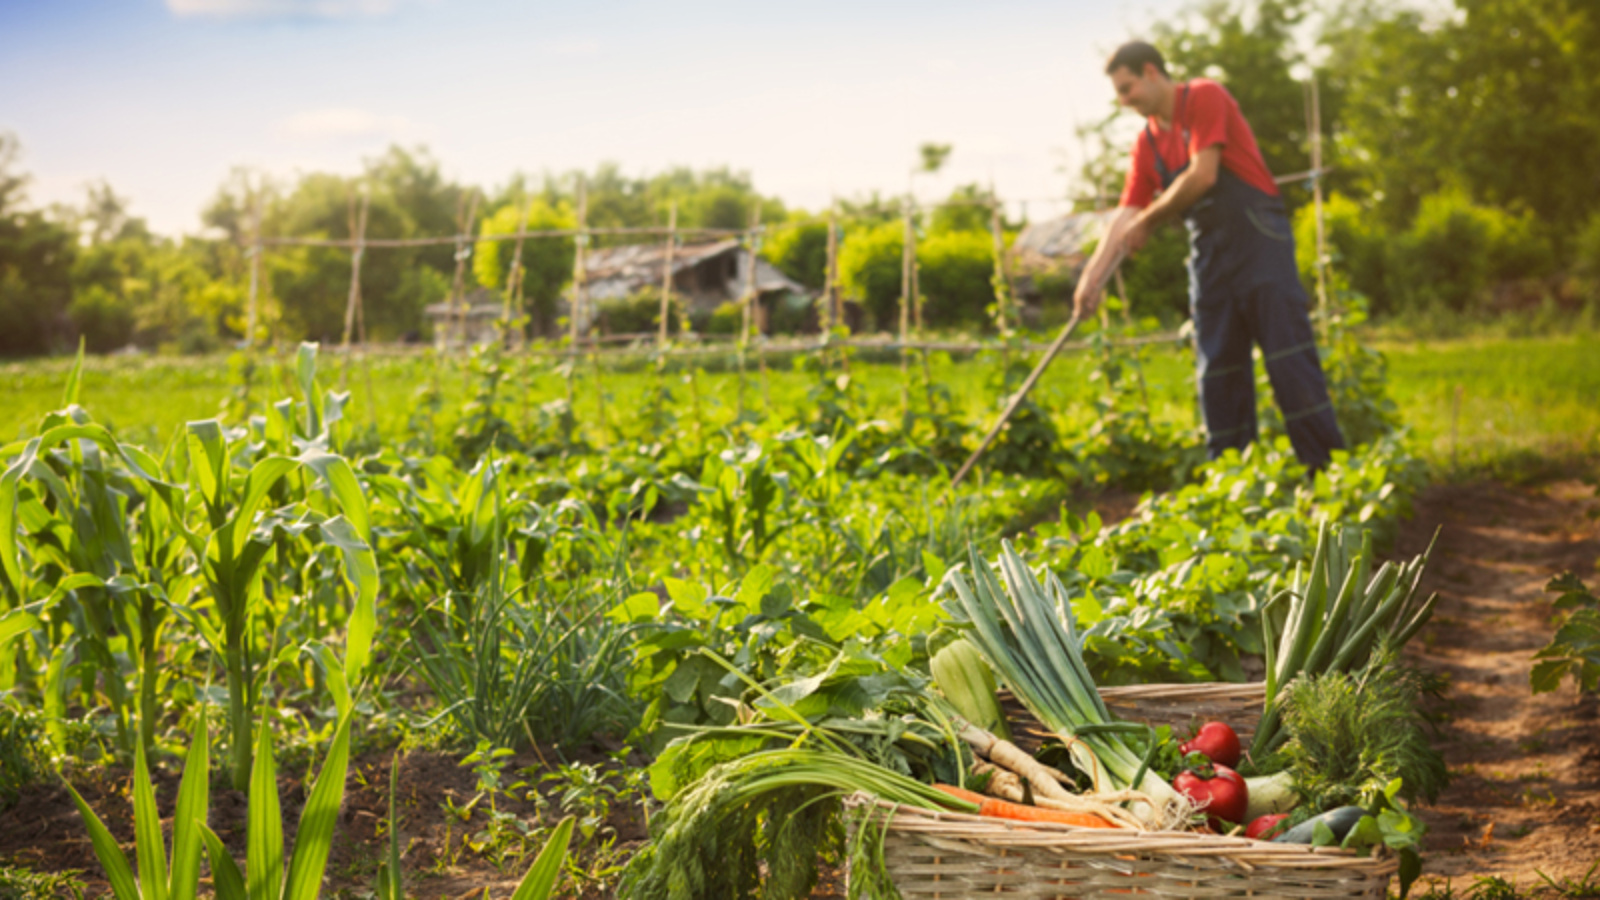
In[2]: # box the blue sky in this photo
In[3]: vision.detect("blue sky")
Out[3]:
[1,0,1191,235]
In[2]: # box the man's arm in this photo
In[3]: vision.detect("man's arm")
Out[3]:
[1073,206,1139,318]
[1121,144,1221,253]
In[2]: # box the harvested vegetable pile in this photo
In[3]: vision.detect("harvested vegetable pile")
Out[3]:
[621,525,1448,899]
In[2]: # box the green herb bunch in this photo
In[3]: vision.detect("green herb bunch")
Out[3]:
[1281,653,1449,810]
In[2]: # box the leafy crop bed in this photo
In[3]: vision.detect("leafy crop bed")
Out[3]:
[0,324,1596,899]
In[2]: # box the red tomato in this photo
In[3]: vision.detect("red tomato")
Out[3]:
[1179,721,1242,769]
[1173,763,1249,830]
[1245,813,1290,840]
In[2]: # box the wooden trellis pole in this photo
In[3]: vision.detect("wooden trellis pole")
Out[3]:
[658,202,677,346]
[989,197,1011,336]
[503,196,531,340]
[245,190,263,348]
[900,200,914,391]
[449,190,481,349]
[340,187,370,350]
[822,204,839,333]
[1306,77,1332,337]
[570,177,587,352]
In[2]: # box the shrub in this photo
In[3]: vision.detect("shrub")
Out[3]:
[705,300,742,335]
[763,220,828,290]
[917,229,994,329]
[597,287,680,335]
[1390,189,1552,314]
[838,220,904,330]
[1294,193,1391,314]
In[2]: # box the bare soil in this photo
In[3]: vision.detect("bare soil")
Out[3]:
[1399,478,1600,888]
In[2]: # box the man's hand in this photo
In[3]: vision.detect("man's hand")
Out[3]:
[1073,273,1102,319]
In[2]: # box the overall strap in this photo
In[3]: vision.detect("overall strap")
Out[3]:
[1144,83,1193,188]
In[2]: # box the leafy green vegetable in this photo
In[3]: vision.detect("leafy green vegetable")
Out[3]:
[1280,654,1448,810]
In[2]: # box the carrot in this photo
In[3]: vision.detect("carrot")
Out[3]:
[933,784,1118,829]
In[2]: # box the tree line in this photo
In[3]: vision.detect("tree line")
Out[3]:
[2,0,1597,358]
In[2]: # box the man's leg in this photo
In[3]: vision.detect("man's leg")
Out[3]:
[1193,293,1258,459]
[1247,279,1346,470]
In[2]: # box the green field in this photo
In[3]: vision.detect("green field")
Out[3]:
[7,331,1595,477]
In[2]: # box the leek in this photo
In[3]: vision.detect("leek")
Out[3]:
[945,541,1183,826]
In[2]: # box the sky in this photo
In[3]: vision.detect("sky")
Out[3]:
[1,0,1194,237]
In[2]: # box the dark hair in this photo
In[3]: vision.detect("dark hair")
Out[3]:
[1105,41,1168,78]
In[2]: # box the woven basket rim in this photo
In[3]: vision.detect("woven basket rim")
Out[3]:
[1096,682,1269,703]
[843,793,1399,874]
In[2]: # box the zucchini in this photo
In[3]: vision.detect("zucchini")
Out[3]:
[1273,806,1368,844]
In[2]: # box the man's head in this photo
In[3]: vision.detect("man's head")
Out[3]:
[1105,41,1171,118]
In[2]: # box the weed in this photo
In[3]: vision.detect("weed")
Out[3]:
[0,865,84,900]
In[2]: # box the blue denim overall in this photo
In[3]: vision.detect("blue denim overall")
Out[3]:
[1147,88,1346,469]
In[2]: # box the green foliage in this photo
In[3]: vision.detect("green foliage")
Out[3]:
[0,702,50,806]
[917,230,994,329]
[838,220,904,330]
[596,288,678,337]
[474,199,575,335]
[0,134,75,356]
[1531,572,1600,694]
[1281,657,1449,810]
[1392,190,1552,314]
[0,865,83,900]
[763,220,829,290]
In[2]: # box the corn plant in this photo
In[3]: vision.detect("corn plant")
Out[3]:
[197,710,353,900]
[66,709,211,900]
[0,388,193,760]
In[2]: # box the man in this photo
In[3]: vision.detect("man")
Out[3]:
[1075,41,1345,471]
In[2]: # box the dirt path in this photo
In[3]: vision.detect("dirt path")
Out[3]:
[1399,478,1600,887]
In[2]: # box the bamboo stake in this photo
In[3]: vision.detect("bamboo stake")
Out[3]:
[449,190,481,350]
[900,201,914,411]
[245,190,262,348]
[341,187,369,350]
[822,204,839,333]
[568,176,587,407]
[748,206,770,409]
[950,314,1083,489]
[503,196,531,346]
[990,197,1010,337]
[659,202,677,346]
[1308,77,1331,338]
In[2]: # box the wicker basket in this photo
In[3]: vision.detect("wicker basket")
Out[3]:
[846,683,1398,899]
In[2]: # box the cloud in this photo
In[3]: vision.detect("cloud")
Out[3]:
[166,0,407,20]
[276,108,412,142]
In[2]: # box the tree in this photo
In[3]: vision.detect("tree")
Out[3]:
[763,218,828,290]
[838,220,904,330]
[474,198,575,335]
[0,133,75,357]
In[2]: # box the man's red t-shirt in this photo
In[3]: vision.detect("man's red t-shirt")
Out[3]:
[1119,78,1279,209]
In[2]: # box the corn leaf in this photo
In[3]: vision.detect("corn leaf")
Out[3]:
[281,715,353,900]
[247,719,282,900]
[168,710,210,900]
[199,824,248,900]
[132,741,169,900]
[511,816,574,900]
[316,516,378,685]
[66,782,142,900]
